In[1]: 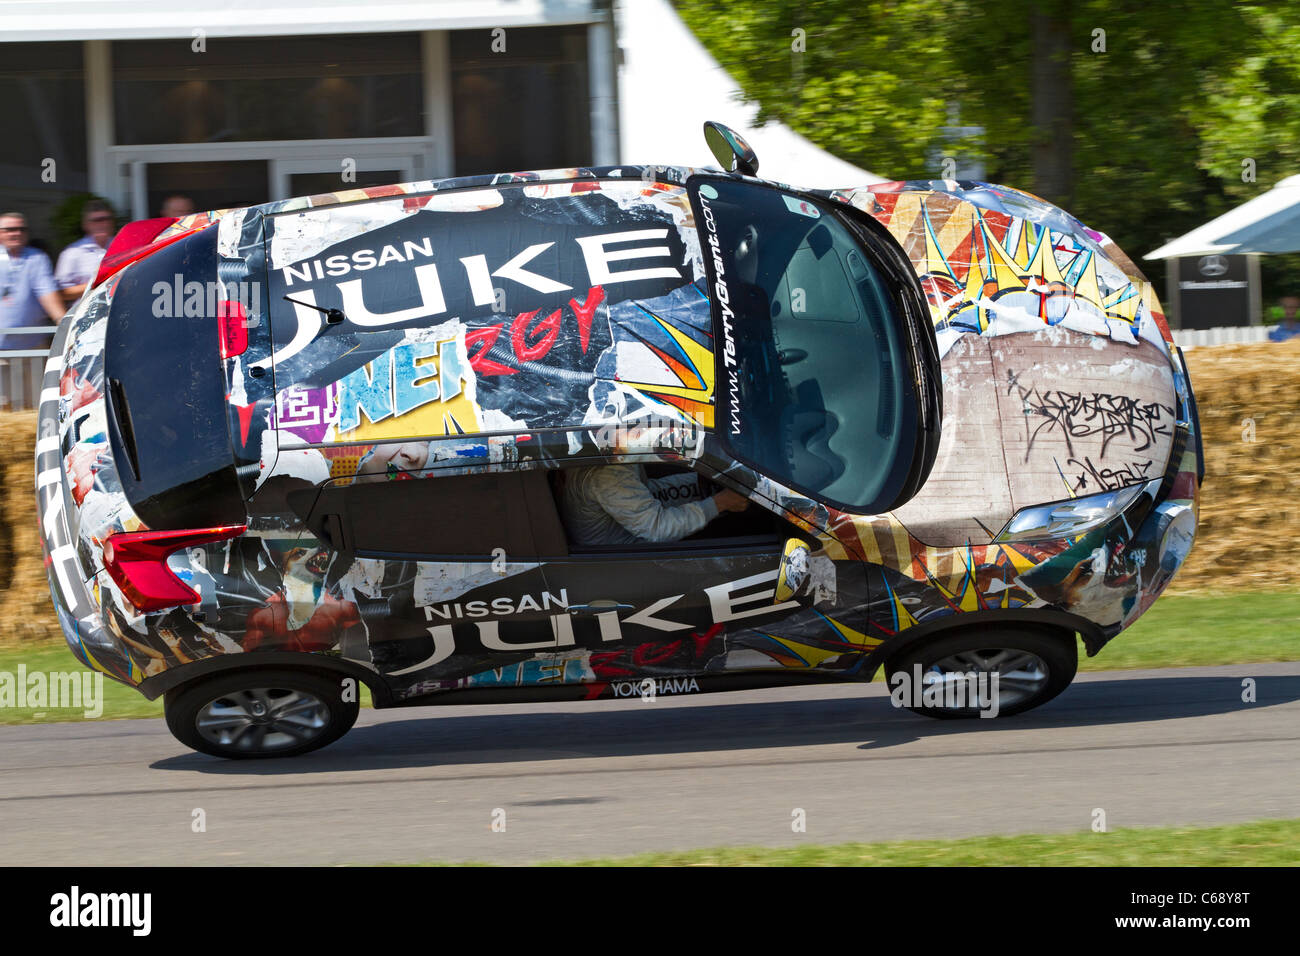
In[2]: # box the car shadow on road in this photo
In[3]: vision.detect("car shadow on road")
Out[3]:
[151,672,1300,775]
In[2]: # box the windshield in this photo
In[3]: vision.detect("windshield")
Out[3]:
[691,177,919,512]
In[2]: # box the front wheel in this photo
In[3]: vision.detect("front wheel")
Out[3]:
[164,669,360,758]
[885,626,1077,719]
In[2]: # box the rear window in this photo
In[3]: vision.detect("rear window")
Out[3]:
[288,469,567,558]
[104,225,247,530]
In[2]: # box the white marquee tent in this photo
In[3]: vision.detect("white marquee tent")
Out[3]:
[1146,174,1300,259]
[618,0,885,190]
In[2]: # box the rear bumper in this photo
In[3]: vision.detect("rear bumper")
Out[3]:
[35,322,139,687]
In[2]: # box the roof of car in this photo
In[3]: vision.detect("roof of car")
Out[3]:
[214,167,727,456]
[180,166,1173,475]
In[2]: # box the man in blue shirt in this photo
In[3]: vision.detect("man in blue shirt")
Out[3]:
[1269,295,1300,343]
[1,211,65,352]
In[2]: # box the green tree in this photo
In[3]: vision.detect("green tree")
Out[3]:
[673,0,1300,296]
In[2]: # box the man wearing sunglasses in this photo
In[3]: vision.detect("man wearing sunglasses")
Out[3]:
[0,211,65,353]
[55,200,117,304]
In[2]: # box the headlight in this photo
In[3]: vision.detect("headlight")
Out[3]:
[993,484,1146,543]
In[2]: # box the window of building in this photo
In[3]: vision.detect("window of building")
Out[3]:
[0,42,88,253]
[288,169,407,198]
[449,26,592,176]
[144,159,270,218]
[112,34,424,145]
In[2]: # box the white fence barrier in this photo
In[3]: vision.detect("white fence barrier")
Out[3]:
[0,356,46,411]
[1173,325,1273,350]
[0,326,55,411]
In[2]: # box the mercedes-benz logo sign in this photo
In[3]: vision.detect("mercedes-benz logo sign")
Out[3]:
[1198,254,1229,276]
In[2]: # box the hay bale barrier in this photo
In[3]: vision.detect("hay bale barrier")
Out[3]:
[0,410,60,647]
[1176,339,1300,592]
[0,341,1296,647]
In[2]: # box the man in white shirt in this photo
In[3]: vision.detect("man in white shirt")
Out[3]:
[55,200,116,304]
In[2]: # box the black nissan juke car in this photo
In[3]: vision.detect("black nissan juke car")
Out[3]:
[38,123,1201,757]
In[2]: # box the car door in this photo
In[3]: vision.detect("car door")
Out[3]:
[293,465,577,697]
[532,462,814,687]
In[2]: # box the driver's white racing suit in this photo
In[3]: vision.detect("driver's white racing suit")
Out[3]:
[559,465,718,545]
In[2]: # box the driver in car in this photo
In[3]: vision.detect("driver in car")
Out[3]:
[560,464,749,545]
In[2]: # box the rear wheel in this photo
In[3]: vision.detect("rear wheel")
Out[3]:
[164,669,360,758]
[885,626,1077,719]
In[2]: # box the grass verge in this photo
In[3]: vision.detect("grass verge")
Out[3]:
[0,642,372,724]
[529,819,1300,866]
[1078,590,1300,671]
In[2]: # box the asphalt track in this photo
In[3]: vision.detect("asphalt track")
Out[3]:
[1,662,1297,865]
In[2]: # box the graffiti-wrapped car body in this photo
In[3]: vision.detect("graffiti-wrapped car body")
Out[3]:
[37,128,1201,757]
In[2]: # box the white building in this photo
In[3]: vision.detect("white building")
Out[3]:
[0,0,876,243]
[0,0,616,231]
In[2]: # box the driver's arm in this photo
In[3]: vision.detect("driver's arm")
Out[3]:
[645,470,709,501]
[588,465,720,543]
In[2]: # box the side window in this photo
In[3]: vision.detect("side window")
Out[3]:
[545,460,797,553]
[290,469,567,558]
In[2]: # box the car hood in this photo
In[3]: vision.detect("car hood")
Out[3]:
[821,179,1185,546]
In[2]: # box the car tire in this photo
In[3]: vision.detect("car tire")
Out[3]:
[884,626,1077,719]
[164,669,360,759]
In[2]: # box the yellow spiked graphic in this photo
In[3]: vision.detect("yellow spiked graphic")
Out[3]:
[922,551,982,613]
[958,573,981,612]
[963,215,990,303]
[654,313,715,394]
[1010,218,1035,266]
[1067,249,1103,306]
[823,613,884,651]
[887,582,920,631]
[1024,227,1065,284]
[996,543,1039,576]
[979,215,1027,292]
[1103,283,1141,323]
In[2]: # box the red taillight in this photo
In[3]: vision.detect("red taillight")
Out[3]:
[101,525,245,612]
[218,299,248,358]
[93,217,199,286]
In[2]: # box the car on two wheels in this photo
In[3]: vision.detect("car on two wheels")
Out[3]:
[37,122,1200,757]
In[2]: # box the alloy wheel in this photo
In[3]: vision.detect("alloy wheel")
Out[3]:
[195,687,331,753]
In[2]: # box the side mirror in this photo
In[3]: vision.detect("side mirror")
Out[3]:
[773,538,812,604]
[703,121,760,176]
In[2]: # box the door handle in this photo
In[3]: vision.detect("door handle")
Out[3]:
[568,600,634,617]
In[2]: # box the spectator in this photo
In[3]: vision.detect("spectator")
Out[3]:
[160,195,195,219]
[0,212,64,352]
[1269,295,1300,342]
[55,200,116,304]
